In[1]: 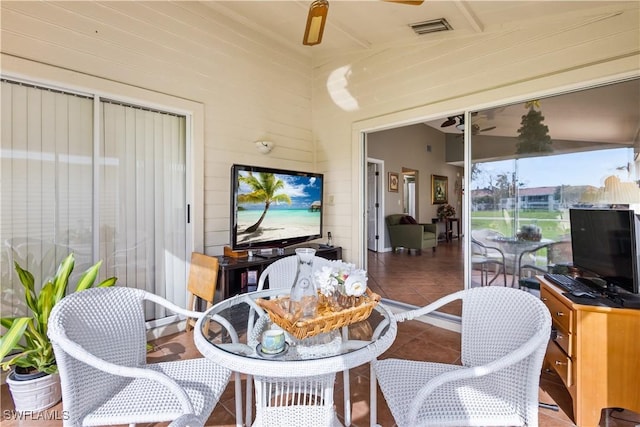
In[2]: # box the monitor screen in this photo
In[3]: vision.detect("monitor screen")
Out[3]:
[569,208,640,294]
[230,164,323,250]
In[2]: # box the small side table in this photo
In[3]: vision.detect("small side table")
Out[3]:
[446,217,460,242]
[431,217,460,242]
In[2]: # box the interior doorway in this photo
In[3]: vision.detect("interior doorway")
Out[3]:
[402,168,418,218]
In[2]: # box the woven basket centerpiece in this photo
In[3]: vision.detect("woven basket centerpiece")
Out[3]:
[256,289,381,340]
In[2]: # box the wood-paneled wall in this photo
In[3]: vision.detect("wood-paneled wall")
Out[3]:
[1,1,638,264]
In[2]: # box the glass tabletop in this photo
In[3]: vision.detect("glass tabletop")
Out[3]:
[194,288,396,370]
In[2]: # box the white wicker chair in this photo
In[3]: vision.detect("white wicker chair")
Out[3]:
[245,254,344,426]
[471,238,507,286]
[373,286,551,427]
[47,286,232,427]
[255,254,334,291]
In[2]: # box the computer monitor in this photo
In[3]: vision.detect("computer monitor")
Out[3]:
[569,208,640,294]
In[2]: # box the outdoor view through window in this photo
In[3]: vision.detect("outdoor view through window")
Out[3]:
[469,78,640,284]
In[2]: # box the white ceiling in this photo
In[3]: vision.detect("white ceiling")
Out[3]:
[201,1,639,145]
[426,79,640,145]
[202,1,637,57]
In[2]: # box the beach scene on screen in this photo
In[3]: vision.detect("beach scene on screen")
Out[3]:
[236,171,322,245]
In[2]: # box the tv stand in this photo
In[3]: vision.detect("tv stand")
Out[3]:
[216,244,342,301]
[539,276,640,426]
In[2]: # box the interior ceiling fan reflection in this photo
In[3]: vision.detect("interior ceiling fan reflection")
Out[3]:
[303,0,424,46]
[441,114,496,135]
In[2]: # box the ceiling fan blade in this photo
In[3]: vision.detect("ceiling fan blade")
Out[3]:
[303,0,329,46]
[441,117,457,127]
[383,0,425,5]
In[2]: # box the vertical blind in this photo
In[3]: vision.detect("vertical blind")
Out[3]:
[1,79,187,320]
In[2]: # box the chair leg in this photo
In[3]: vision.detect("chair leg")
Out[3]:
[342,326,352,426]
[186,293,196,331]
[370,363,377,427]
[234,372,243,427]
[246,374,253,425]
[343,369,351,426]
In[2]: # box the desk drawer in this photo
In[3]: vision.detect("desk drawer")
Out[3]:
[541,287,573,333]
[546,341,572,388]
[552,323,572,356]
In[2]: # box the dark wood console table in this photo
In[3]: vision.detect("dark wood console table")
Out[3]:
[215,244,342,301]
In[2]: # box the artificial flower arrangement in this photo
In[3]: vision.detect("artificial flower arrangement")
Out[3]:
[314,260,368,310]
[437,203,456,219]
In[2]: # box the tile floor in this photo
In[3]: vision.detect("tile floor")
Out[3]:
[2,240,640,426]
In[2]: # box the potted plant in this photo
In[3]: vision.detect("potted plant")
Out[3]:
[0,253,117,412]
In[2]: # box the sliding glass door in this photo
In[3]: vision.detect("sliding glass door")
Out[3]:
[1,79,188,320]
[468,78,640,288]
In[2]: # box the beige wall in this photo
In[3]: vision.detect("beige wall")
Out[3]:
[0,1,314,257]
[1,1,639,267]
[368,124,463,247]
[311,3,639,263]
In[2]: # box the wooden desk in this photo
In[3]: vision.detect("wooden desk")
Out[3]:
[216,244,342,302]
[538,277,640,426]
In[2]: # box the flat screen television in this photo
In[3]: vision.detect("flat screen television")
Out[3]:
[569,208,640,294]
[230,164,323,250]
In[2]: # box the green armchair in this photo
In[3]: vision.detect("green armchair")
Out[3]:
[386,214,438,254]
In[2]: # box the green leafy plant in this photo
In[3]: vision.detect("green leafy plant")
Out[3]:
[0,253,117,375]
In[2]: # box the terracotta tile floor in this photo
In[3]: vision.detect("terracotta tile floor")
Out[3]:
[3,240,640,426]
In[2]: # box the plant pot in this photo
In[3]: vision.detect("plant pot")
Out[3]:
[6,370,62,413]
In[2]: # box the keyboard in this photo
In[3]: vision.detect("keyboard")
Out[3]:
[544,273,597,295]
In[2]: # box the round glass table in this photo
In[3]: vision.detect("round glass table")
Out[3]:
[488,236,554,286]
[193,288,398,427]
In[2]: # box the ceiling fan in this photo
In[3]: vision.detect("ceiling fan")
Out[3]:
[303,0,425,46]
[441,114,496,135]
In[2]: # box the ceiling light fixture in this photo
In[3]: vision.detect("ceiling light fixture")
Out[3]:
[303,0,329,46]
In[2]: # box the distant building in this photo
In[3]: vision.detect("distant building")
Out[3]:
[309,201,321,212]
[471,185,599,211]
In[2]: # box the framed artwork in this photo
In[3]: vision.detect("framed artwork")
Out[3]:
[432,174,448,204]
[388,172,399,192]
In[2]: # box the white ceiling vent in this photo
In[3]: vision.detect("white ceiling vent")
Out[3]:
[409,18,452,35]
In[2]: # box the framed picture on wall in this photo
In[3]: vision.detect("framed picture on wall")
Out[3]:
[388,172,399,192]
[432,174,448,204]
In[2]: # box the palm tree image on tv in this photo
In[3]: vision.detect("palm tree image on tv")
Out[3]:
[235,170,323,247]
[238,172,292,233]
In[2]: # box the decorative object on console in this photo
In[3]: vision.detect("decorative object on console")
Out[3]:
[254,140,274,154]
[437,203,456,220]
[431,174,448,204]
